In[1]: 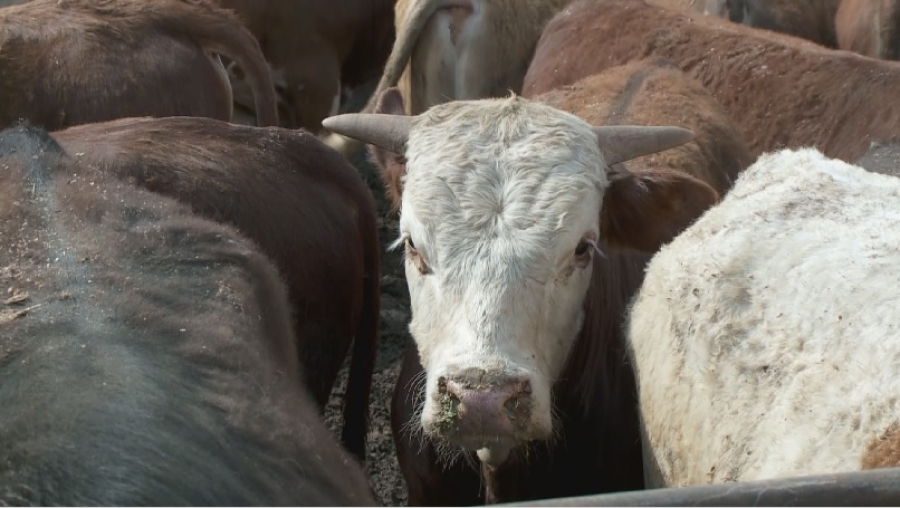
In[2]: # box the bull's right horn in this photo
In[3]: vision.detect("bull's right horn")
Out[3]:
[322,114,413,155]
[592,125,694,166]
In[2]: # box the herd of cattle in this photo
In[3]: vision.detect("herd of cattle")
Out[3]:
[1,0,899,506]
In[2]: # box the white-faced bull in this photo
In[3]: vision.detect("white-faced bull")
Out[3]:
[325,86,722,503]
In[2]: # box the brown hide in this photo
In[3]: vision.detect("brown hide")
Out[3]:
[0,125,375,505]
[374,62,731,507]
[836,0,900,60]
[523,0,900,163]
[51,116,380,461]
[724,0,841,48]
[0,0,278,130]
[220,0,396,131]
[533,59,750,196]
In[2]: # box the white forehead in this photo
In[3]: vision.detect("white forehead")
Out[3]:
[400,96,608,273]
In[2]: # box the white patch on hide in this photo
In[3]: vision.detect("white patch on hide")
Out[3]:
[627,148,900,487]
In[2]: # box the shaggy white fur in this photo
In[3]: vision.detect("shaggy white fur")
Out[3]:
[627,148,900,487]
[399,95,608,458]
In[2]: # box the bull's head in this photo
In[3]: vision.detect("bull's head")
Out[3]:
[324,89,715,466]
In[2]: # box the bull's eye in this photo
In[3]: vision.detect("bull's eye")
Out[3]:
[574,239,593,268]
[405,237,429,274]
[575,241,590,257]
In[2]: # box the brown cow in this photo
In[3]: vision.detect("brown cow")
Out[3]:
[836,0,900,60]
[48,116,380,462]
[524,0,900,163]
[0,124,375,505]
[323,0,570,155]
[220,0,396,130]
[0,0,278,130]
[330,58,745,504]
[647,0,727,17]
[715,0,841,47]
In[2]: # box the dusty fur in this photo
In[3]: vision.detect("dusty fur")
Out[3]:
[0,125,373,505]
[50,116,380,461]
[0,0,278,130]
[628,148,900,487]
[524,0,900,162]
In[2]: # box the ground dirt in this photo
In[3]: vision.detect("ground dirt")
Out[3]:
[323,81,412,507]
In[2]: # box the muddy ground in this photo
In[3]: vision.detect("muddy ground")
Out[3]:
[322,83,413,507]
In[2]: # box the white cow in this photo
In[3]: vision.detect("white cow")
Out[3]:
[628,148,900,487]
[323,89,715,468]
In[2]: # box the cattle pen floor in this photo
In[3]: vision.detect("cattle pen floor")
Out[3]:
[322,83,411,506]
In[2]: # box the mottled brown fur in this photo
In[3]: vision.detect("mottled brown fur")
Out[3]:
[836,0,900,60]
[523,0,900,162]
[0,126,374,505]
[862,423,900,470]
[368,81,724,503]
[221,0,396,130]
[50,116,381,461]
[0,0,278,130]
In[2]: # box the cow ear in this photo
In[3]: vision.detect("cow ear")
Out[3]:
[368,88,408,211]
[601,166,719,252]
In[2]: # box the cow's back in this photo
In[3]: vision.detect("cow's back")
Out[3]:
[523,0,900,162]
[0,126,374,505]
[628,148,900,486]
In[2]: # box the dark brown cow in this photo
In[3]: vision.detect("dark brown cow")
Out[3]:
[0,0,278,130]
[716,0,841,48]
[836,0,900,60]
[48,116,380,461]
[220,0,396,131]
[0,125,375,505]
[342,61,743,504]
[523,0,900,163]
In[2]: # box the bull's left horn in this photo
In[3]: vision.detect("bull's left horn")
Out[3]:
[322,114,412,155]
[592,125,694,166]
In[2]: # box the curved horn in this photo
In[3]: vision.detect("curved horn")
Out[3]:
[322,114,413,155]
[592,125,695,166]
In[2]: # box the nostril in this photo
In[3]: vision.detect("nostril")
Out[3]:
[503,395,522,414]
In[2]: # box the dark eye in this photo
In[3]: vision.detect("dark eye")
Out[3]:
[575,241,591,257]
[405,237,429,274]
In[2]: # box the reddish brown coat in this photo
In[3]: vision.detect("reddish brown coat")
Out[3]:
[523,0,900,162]
[0,0,278,130]
[50,116,380,461]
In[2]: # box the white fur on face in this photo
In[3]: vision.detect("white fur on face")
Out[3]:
[628,148,900,487]
[397,96,609,452]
